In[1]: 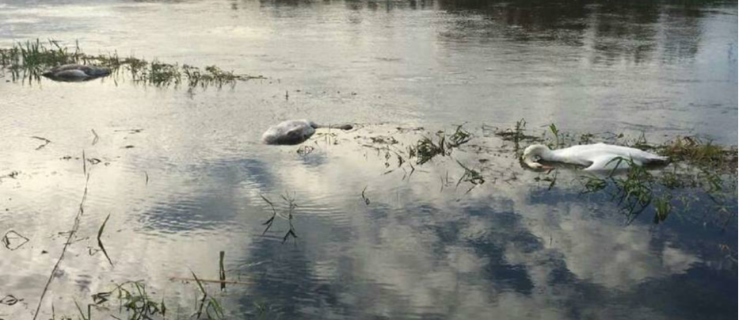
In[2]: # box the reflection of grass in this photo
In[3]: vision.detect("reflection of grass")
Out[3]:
[260,193,299,243]
[580,155,735,226]
[0,39,265,87]
[455,160,485,194]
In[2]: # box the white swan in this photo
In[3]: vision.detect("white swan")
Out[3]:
[522,143,669,171]
[42,64,111,82]
[262,119,353,145]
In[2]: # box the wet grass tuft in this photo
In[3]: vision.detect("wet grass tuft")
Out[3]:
[0,39,265,88]
[492,119,543,154]
[656,136,737,172]
[408,124,472,165]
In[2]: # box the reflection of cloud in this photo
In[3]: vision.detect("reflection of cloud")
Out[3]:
[245,128,706,318]
[506,202,700,289]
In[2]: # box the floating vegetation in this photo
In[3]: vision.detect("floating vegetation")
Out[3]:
[369,135,399,145]
[90,281,167,320]
[31,136,51,150]
[50,274,260,320]
[260,193,299,243]
[407,124,472,165]
[0,170,21,183]
[455,160,485,194]
[491,119,543,154]
[656,136,737,172]
[448,124,472,147]
[2,230,29,251]
[361,186,371,205]
[96,214,114,267]
[412,134,447,165]
[33,155,91,320]
[191,271,226,320]
[0,294,22,306]
[548,123,561,148]
[219,251,226,291]
[296,145,315,156]
[0,39,265,88]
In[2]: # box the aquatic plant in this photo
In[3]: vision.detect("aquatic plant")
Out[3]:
[0,39,265,88]
[91,281,167,320]
[407,124,473,165]
[455,160,485,193]
[657,136,737,172]
[492,119,542,154]
[259,193,299,243]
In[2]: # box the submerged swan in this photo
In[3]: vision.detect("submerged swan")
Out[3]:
[262,119,353,145]
[522,143,669,171]
[42,64,112,82]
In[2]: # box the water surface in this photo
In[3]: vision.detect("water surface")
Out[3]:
[0,0,736,319]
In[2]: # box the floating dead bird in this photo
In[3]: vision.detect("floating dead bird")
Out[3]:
[42,64,111,82]
[262,120,352,145]
[522,143,669,171]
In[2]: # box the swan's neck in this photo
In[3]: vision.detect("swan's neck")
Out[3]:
[313,123,352,130]
[540,148,564,162]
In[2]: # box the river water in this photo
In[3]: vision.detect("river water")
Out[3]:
[0,1,736,319]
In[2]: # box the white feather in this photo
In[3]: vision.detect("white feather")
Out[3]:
[522,143,669,171]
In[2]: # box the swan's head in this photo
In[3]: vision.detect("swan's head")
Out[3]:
[522,144,551,169]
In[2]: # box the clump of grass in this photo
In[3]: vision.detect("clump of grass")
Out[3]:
[412,134,447,165]
[0,39,265,88]
[71,277,230,320]
[448,124,472,147]
[657,136,737,172]
[408,124,473,165]
[90,281,167,320]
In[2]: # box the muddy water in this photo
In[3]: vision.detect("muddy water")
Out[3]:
[0,0,736,319]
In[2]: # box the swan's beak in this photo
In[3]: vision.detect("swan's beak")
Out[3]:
[522,156,543,169]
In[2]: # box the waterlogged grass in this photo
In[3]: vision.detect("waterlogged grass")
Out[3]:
[407,124,473,165]
[656,136,737,172]
[490,119,543,154]
[56,278,228,320]
[0,39,265,87]
[260,193,299,243]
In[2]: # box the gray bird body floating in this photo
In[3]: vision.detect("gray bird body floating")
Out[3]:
[42,64,112,82]
[262,120,352,145]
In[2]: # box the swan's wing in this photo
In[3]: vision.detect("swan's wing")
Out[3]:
[583,155,640,172]
[588,144,667,163]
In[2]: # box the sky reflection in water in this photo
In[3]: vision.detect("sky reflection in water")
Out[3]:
[0,0,736,319]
